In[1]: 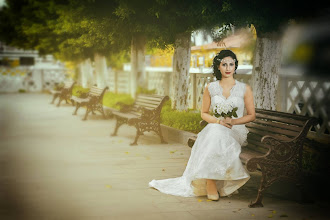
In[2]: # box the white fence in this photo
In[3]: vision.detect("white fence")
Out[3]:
[0,67,71,92]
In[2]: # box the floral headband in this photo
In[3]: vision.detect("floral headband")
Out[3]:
[216,58,237,63]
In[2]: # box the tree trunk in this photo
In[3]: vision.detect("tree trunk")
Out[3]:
[80,58,93,88]
[130,34,146,98]
[171,32,191,111]
[94,53,108,88]
[252,33,282,110]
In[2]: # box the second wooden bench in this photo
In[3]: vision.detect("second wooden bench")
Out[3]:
[71,86,108,120]
[110,94,169,145]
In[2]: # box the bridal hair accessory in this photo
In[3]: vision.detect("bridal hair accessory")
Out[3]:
[217,58,236,63]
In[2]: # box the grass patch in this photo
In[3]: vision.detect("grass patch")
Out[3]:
[72,85,90,97]
[160,100,202,134]
[103,92,134,109]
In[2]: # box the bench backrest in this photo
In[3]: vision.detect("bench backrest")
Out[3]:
[88,86,109,103]
[245,108,315,153]
[132,94,169,113]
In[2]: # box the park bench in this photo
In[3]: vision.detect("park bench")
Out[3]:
[50,81,76,107]
[110,94,169,145]
[71,86,108,120]
[187,108,318,208]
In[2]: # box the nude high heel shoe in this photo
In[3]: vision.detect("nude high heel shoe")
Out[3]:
[207,191,220,201]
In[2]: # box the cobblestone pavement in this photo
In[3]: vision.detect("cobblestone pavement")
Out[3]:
[0,93,329,219]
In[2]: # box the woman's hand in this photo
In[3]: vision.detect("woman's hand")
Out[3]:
[218,118,232,129]
[223,117,233,125]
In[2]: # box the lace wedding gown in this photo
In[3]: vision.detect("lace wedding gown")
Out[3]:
[149,80,250,197]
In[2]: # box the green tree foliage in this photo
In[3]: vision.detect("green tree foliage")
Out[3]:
[209,0,325,36]
[0,0,64,54]
[0,0,131,63]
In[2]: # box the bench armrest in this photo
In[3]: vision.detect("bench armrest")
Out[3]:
[246,133,305,172]
[200,120,208,127]
[259,117,319,163]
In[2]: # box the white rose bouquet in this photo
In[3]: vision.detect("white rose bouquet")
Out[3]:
[213,100,238,119]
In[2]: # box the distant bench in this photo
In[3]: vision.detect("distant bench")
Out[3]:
[71,86,108,120]
[50,81,76,107]
[187,108,318,207]
[110,94,169,145]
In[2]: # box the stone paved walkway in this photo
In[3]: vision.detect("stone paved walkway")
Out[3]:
[0,93,328,219]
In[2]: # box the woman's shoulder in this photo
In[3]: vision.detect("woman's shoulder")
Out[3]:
[208,81,219,88]
[205,81,217,90]
[236,80,251,88]
[235,79,246,86]
[235,80,252,94]
[205,81,218,96]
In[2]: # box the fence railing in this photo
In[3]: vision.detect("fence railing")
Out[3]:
[278,75,330,142]
[0,67,72,92]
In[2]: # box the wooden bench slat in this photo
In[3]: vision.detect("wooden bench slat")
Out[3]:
[247,133,262,142]
[136,98,163,105]
[90,87,103,92]
[247,127,294,140]
[135,102,160,109]
[253,119,302,132]
[246,139,269,154]
[256,109,310,121]
[255,113,305,126]
[246,122,300,137]
[112,111,141,119]
[136,95,164,102]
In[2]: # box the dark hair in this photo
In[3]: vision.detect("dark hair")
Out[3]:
[212,50,239,80]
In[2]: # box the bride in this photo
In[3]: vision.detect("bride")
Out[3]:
[149,50,256,201]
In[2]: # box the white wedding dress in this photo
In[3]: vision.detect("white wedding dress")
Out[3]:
[149,80,250,197]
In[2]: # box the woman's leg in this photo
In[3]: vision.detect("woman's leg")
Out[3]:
[206,179,218,195]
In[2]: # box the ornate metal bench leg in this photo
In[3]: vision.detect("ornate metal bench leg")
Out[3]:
[73,103,80,115]
[51,94,58,104]
[130,126,141,146]
[249,188,264,208]
[101,108,106,119]
[249,175,266,208]
[111,118,124,136]
[57,97,63,107]
[83,107,90,120]
[158,124,167,144]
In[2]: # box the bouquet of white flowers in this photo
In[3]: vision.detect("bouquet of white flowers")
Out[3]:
[213,100,238,119]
